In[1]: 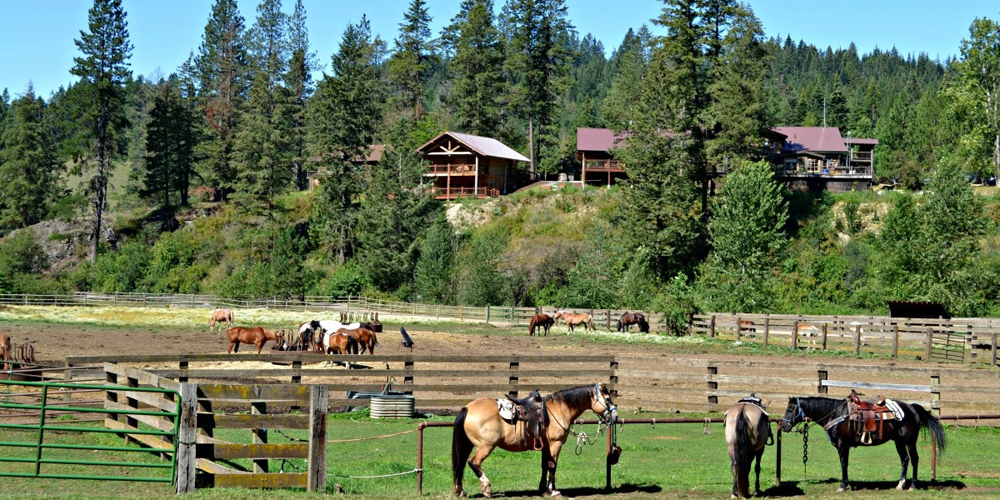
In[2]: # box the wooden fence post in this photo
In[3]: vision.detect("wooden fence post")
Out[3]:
[775,428,782,487]
[707,364,718,405]
[925,327,933,362]
[609,358,619,394]
[508,359,520,398]
[710,315,716,338]
[252,400,268,473]
[485,306,490,325]
[792,320,799,350]
[992,333,998,367]
[821,323,829,351]
[930,375,941,416]
[735,316,742,342]
[175,383,197,494]
[179,360,188,383]
[817,370,828,394]
[853,324,861,356]
[892,325,900,359]
[308,385,329,492]
[763,315,770,348]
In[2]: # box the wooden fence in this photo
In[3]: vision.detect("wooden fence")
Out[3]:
[68,353,619,411]
[102,363,327,493]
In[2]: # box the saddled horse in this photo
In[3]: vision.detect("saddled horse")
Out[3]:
[554,311,593,334]
[0,334,10,370]
[528,314,555,336]
[780,394,946,491]
[616,312,649,333]
[725,398,772,498]
[337,327,378,354]
[209,309,234,332]
[452,383,618,498]
[226,326,284,354]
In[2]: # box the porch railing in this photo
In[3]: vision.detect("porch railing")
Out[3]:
[431,186,500,200]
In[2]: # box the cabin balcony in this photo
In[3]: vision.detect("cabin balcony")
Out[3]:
[582,159,625,172]
[849,151,873,164]
[425,163,478,176]
[781,164,873,179]
[431,186,500,200]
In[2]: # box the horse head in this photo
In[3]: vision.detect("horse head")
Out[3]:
[780,397,805,432]
[615,319,623,332]
[592,383,618,424]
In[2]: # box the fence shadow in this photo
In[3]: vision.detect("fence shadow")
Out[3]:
[500,484,662,497]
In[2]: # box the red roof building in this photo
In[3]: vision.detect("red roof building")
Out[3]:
[774,126,878,192]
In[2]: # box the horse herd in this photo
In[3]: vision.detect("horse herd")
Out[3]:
[527,311,650,336]
[210,308,381,356]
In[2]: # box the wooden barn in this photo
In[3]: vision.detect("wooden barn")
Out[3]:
[576,127,627,187]
[418,131,530,200]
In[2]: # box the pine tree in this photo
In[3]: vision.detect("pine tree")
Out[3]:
[389,0,434,118]
[195,0,248,198]
[451,0,505,136]
[439,0,476,59]
[70,0,133,263]
[307,16,384,264]
[283,0,315,191]
[233,0,289,216]
[958,17,1000,181]
[0,86,61,232]
[142,79,195,213]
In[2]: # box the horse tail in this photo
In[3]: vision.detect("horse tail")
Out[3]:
[912,403,946,454]
[734,407,752,497]
[452,407,473,491]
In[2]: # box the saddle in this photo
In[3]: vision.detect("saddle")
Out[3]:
[848,390,895,444]
[499,389,545,450]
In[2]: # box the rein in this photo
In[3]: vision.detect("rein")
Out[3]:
[546,384,618,455]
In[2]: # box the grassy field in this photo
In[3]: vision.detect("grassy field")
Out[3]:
[0,414,998,499]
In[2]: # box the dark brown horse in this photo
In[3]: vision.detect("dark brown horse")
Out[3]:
[226,327,283,354]
[337,327,378,354]
[616,312,649,333]
[528,314,555,336]
[452,384,618,498]
[780,394,946,491]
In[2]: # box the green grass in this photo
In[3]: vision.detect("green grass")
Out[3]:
[0,417,997,499]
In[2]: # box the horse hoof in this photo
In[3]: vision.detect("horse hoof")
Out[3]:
[549,490,562,497]
[896,481,905,490]
[483,485,492,498]
[837,486,846,492]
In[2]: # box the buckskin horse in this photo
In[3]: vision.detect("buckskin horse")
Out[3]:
[616,312,649,333]
[528,314,555,336]
[452,384,618,498]
[725,396,772,498]
[0,334,10,370]
[553,311,593,334]
[226,326,283,354]
[209,309,234,332]
[780,393,946,491]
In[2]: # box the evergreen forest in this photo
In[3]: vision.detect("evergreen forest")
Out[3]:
[3,0,1000,323]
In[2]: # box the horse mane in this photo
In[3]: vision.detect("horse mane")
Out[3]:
[545,385,593,410]
[796,396,849,421]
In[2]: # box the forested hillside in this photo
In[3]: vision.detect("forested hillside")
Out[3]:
[2,0,1000,322]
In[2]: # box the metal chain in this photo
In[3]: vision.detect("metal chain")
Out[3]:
[801,422,809,475]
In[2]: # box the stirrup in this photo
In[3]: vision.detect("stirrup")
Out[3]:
[533,437,544,451]
[860,432,872,445]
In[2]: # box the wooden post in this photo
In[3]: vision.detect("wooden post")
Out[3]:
[775,428,782,487]
[179,360,188,383]
[609,358,619,393]
[605,420,613,491]
[126,376,139,445]
[607,310,612,330]
[930,375,941,416]
[763,316,770,348]
[892,325,900,359]
[403,359,414,394]
[485,306,490,325]
[925,327,933,361]
[817,370,828,394]
[105,369,119,426]
[175,383,197,494]
[710,315,716,338]
[821,323,829,351]
[735,316,742,342]
[853,324,861,356]
[252,401,268,473]
[792,320,799,350]
[307,385,329,492]
[707,365,718,405]
[992,333,998,367]
[508,359,520,398]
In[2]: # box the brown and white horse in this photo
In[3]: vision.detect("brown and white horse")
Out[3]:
[452,384,617,498]
[336,327,378,354]
[209,309,234,332]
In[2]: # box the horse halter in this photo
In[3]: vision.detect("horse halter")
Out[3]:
[781,397,805,429]
[593,383,618,424]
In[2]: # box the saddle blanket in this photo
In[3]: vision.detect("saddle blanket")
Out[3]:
[884,398,904,420]
[497,398,516,421]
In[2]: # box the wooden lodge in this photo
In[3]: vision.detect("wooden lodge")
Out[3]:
[773,126,878,192]
[418,131,530,200]
[577,127,626,187]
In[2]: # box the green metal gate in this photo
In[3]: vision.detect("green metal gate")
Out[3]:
[0,379,181,483]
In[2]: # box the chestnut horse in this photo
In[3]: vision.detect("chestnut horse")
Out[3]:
[0,334,10,370]
[616,312,649,333]
[337,327,378,354]
[324,332,359,355]
[226,327,283,354]
[452,384,618,498]
[528,314,555,336]
[554,311,593,333]
[209,309,234,331]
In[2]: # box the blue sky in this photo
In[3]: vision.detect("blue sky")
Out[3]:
[1,0,998,99]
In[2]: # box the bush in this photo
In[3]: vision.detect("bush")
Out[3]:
[89,241,152,292]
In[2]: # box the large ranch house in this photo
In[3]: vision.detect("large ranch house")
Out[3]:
[575,126,878,192]
[418,131,531,200]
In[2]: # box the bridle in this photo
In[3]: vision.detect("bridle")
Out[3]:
[593,383,617,424]
[781,397,805,430]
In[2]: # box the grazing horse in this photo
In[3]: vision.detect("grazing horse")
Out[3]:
[780,394,946,492]
[452,384,618,498]
[337,327,378,354]
[226,327,283,354]
[323,332,359,355]
[616,312,649,333]
[209,309,234,332]
[528,314,555,336]
[725,398,772,498]
[0,334,10,370]
[554,311,593,334]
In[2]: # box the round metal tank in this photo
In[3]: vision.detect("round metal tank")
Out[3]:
[370,394,415,419]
